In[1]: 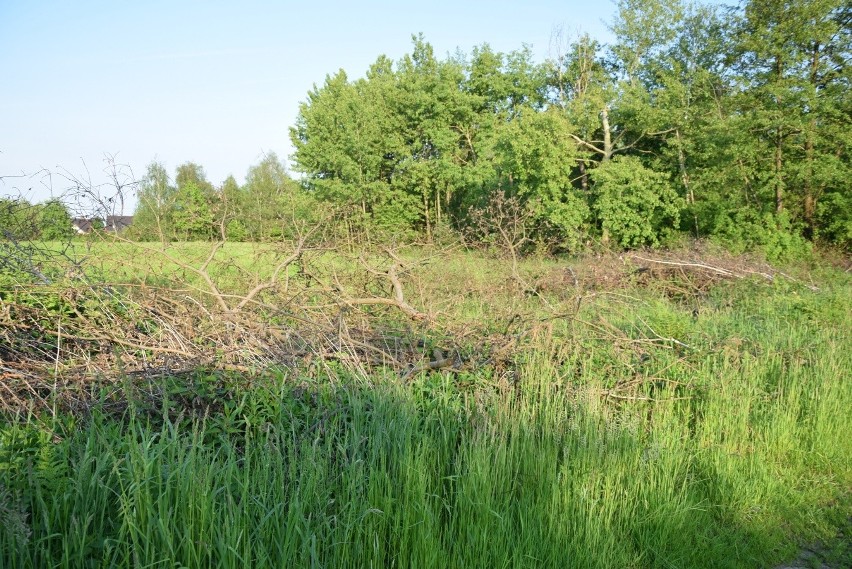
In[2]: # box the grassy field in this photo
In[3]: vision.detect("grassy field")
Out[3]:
[1,242,850,568]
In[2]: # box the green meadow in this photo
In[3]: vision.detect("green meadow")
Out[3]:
[1,244,850,568]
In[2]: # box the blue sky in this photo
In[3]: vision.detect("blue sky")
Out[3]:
[1,0,620,208]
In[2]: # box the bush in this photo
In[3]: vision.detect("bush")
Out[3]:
[710,209,812,262]
[37,200,73,241]
[816,191,852,250]
[590,156,683,248]
[225,219,248,241]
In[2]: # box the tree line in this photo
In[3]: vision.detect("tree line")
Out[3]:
[0,198,76,241]
[131,156,315,243]
[11,0,849,258]
[287,0,850,257]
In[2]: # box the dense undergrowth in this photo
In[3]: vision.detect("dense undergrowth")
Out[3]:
[0,245,850,568]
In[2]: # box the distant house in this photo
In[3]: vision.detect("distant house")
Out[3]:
[104,216,133,232]
[72,218,96,234]
[71,216,133,234]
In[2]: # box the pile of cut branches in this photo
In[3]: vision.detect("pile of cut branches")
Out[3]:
[0,235,450,415]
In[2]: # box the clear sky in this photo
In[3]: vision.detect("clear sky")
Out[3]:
[1,0,620,208]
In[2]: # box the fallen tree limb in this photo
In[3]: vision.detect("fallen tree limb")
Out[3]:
[629,253,820,292]
[401,349,457,381]
[628,254,741,278]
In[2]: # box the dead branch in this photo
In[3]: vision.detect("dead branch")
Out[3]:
[108,235,231,312]
[628,252,820,292]
[233,236,307,312]
[401,349,457,381]
[596,390,692,402]
[0,228,52,284]
[628,254,742,278]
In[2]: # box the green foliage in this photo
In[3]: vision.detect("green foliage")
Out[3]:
[371,188,423,237]
[610,0,684,84]
[496,110,590,250]
[816,191,852,249]
[130,161,175,242]
[175,162,215,195]
[129,0,851,250]
[224,218,247,241]
[239,153,315,241]
[291,36,552,238]
[710,209,813,262]
[35,200,72,241]
[0,198,39,241]
[0,198,73,242]
[130,157,316,243]
[591,156,683,247]
[730,0,851,235]
[173,181,214,241]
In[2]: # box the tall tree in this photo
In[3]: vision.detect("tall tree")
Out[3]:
[173,162,216,240]
[132,161,176,243]
[175,162,215,196]
[173,181,214,241]
[547,33,615,191]
[0,198,39,241]
[459,45,547,212]
[732,0,851,236]
[242,152,311,241]
[635,2,734,237]
[219,175,246,241]
[291,65,407,235]
[495,108,589,250]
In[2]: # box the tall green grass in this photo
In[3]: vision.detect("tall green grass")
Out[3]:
[1,276,849,568]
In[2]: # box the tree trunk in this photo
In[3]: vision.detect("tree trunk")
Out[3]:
[435,185,442,228]
[676,129,698,237]
[601,107,613,162]
[423,190,432,242]
[578,160,589,191]
[803,42,821,239]
[675,130,692,204]
[804,118,816,238]
[773,55,784,214]
[775,128,784,214]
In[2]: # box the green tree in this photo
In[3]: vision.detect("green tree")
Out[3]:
[173,181,214,240]
[605,0,738,240]
[0,198,39,241]
[547,33,616,193]
[590,156,683,248]
[291,66,401,235]
[242,152,313,241]
[546,27,660,184]
[132,161,176,242]
[652,3,731,235]
[37,199,73,241]
[455,45,546,216]
[731,0,851,238]
[172,163,218,240]
[292,36,554,239]
[175,162,215,196]
[495,109,589,250]
[219,175,247,241]
[391,35,467,237]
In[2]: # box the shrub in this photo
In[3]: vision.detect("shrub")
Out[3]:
[816,191,852,250]
[710,209,812,262]
[590,156,684,248]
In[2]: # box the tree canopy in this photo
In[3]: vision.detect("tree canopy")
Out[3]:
[123,0,850,256]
